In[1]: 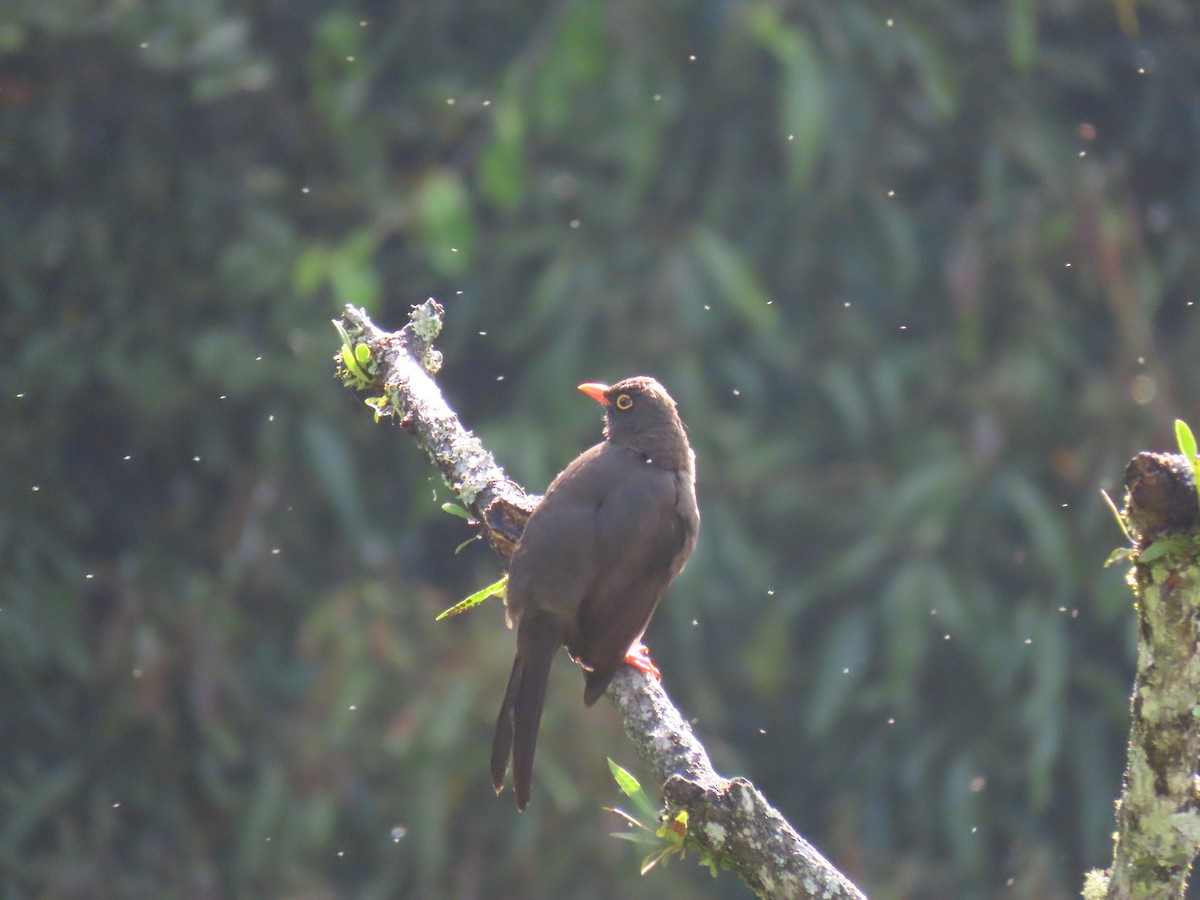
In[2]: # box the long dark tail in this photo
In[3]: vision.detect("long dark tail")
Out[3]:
[491,627,558,811]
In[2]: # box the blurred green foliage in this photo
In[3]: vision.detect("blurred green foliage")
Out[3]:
[3,0,1200,897]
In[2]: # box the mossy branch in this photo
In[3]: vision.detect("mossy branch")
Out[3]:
[1089,451,1200,899]
[333,301,867,900]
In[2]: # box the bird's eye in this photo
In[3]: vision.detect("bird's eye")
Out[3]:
[615,393,634,410]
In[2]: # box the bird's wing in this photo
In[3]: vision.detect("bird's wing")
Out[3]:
[503,443,608,628]
[569,456,698,700]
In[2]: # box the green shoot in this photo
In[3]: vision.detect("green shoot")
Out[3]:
[1175,418,1200,510]
[435,576,506,621]
[603,759,720,878]
[1099,489,1133,546]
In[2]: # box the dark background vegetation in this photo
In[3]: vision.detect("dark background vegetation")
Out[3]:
[4,0,1199,897]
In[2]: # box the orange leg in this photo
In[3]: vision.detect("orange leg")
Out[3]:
[623,642,662,680]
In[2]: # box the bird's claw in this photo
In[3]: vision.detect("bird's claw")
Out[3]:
[623,642,662,680]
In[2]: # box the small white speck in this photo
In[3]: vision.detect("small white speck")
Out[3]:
[930,608,938,615]
[193,456,201,462]
[456,290,464,295]
[31,485,40,492]
[886,18,894,27]
[268,414,275,422]
[787,134,795,142]
[899,324,908,331]
[1137,356,1145,365]
[255,356,263,361]
[653,94,661,101]
[1061,502,1068,508]
[1078,150,1087,158]
[346,56,355,63]
[15,392,24,398]
[446,97,456,105]
[349,704,357,711]
[887,717,895,725]
[132,668,143,678]
[301,186,310,194]
[496,375,505,382]
[691,619,698,626]
[271,548,281,555]
[570,219,580,229]
[842,667,850,675]
[943,634,951,640]
[731,389,741,397]
[123,455,132,461]
[1064,261,1072,268]
[971,826,977,834]
[450,247,459,252]
[113,802,121,809]
[391,826,407,842]
[219,395,227,400]
[843,301,851,308]
[359,20,368,27]
[1024,638,1032,645]
[85,573,94,580]
[703,304,710,311]
[482,99,491,107]
[887,189,896,198]
[758,728,767,734]
[1137,67,1146,74]
[140,41,149,49]
[766,590,774,596]
[479,330,487,336]
[688,54,697,62]
[337,851,345,858]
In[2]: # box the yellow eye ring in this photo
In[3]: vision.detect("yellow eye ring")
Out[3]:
[615,393,633,410]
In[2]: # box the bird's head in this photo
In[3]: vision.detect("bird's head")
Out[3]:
[577,377,692,471]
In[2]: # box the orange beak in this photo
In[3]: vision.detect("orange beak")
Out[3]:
[577,382,611,406]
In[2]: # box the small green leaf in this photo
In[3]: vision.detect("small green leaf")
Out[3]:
[454,533,482,554]
[1175,419,1197,462]
[340,345,369,385]
[1103,547,1135,568]
[1139,535,1190,563]
[608,828,659,846]
[332,319,354,348]
[607,758,642,796]
[435,576,507,621]
[364,396,388,422]
[607,758,658,823]
[441,502,472,520]
[354,343,371,365]
[1099,489,1133,545]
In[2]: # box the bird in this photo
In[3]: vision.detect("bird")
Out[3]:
[490,376,700,811]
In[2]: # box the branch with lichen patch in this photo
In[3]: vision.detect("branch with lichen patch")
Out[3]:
[334,302,867,900]
[1084,452,1200,899]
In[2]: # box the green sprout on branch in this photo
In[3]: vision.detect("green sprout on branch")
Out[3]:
[604,758,719,878]
[1175,418,1200,510]
[435,576,507,621]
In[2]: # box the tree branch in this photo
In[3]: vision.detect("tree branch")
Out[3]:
[334,302,867,900]
[1086,452,1200,899]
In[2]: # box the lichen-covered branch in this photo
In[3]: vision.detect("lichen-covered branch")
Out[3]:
[1086,452,1200,899]
[333,302,867,900]
[610,666,866,898]
[335,301,536,559]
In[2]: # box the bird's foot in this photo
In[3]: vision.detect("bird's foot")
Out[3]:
[623,642,661,680]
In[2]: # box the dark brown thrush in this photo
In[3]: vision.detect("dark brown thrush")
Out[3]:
[490,376,700,810]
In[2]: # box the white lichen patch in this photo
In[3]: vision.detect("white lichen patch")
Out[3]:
[411,298,443,343]
[704,822,727,847]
